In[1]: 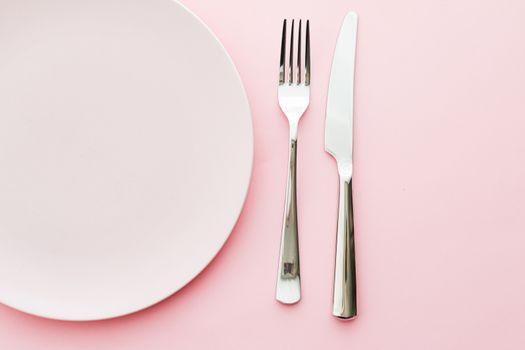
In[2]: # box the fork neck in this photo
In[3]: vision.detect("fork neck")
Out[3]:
[289,122,299,142]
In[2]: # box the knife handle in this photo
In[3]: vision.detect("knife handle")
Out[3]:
[276,126,301,304]
[332,174,357,319]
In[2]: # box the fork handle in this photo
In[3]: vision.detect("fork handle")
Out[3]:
[276,125,301,304]
[332,174,357,319]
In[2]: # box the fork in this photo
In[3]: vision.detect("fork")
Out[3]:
[276,19,310,304]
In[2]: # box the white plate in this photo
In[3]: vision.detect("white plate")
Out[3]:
[0,0,252,320]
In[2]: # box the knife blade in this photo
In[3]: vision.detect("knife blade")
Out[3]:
[325,11,358,320]
[325,12,358,167]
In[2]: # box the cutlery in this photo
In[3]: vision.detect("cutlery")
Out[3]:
[276,19,310,304]
[325,12,358,319]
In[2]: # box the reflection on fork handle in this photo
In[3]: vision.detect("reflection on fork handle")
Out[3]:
[276,122,301,304]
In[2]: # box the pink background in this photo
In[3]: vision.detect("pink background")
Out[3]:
[2,0,525,348]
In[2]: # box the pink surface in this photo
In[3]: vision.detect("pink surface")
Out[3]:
[2,0,525,348]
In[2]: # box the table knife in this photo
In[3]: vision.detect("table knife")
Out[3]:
[325,11,358,320]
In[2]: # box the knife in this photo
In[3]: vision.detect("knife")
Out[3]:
[325,12,358,320]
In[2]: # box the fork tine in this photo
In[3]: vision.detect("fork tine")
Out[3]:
[288,20,294,85]
[279,19,286,85]
[297,20,302,84]
[305,20,310,86]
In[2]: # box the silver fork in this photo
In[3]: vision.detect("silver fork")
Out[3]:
[276,19,310,304]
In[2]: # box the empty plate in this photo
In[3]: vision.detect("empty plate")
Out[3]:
[0,0,252,320]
